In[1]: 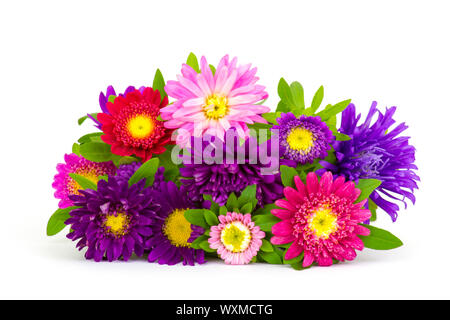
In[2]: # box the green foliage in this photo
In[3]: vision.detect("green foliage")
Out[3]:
[69,173,98,191]
[316,99,352,122]
[369,198,378,222]
[47,206,78,236]
[269,78,352,143]
[77,132,103,144]
[128,158,160,187]
[79,141,114,162]
[78,113,98,126]
[184,209,209,229]
[72,143,80,155]
[186,52,200,73]
[359,225,403,250]
[280,165,298,188]
[152,68,166,102]
[253,214,280,232]
[261,112,281,124]
[355,179,382,202]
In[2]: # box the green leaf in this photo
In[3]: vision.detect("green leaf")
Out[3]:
[47,207,77,236]
[283,251,303,265]
[290,81,305,115]
[355,179,382,202]
[335,132,351,141]
[79,141,113,162]
[280,165,298,188]
[78,132,103,144]
[253,214,280,232]
[203,195,219,213]
[190,235,208,249]
[184,209,209,229]
[259,251,283,264]
[310,85,324,113]
[209,64,216,75]
[69,173,97,191]
[219,206,228,215]
[199,241,215,253]
[276,101,289,113]
[152,68,166,101]
[260,239,274,252]
[369,198,377,222]
[240,202,253,214]
[238,184,256,207]
[254,203,278,216]
[316,99,351,121]
[186,52,200,73]
[359,225,403,250]
[78,113,98,126]
[128,158,160,187]
[72,143,80,155]
[262,112,280,124]
[226,193,239,212]
[204,209,219,226]
[277,78,294,106]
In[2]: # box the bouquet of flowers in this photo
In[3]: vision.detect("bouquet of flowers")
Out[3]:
[47,53,419,269]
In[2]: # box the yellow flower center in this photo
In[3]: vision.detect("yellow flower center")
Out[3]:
[127,115,155,139]
[203,94,229,120]
[104,212,130,237]
[221,221,252,253]
[308,207,338,239]
[69,171,100,195]
[286,127,315,153]
[163,209,192,247]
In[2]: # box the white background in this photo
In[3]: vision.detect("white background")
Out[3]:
[0,0,449,299]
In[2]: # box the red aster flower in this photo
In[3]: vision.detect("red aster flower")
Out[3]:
[97,87,173,161]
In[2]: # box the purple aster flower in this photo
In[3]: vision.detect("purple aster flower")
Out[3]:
[114,162,165,190]
[319,101,419,221]
[180,133,295,206]
[145,181,205,266]
[65,177,157,262]
[273,112,334,164]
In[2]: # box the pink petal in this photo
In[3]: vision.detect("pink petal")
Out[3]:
[284,242,303,260]
[306,172,319,196]
[272,220,293,236]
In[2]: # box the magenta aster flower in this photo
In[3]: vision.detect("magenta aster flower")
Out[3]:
[208,212,265,265]
[52,154,116,208]
[161,55,270,146]
[271,172,371,267]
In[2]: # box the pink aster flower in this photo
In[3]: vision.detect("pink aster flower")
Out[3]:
[161,55,270,146]
[52,154,116,208]
[271,171,372,267]
[208,212,265,265]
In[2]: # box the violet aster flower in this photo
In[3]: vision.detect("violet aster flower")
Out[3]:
[273,112,334,164]
[145,181,205,266]
[180,133,295,206]
[319,102,419,221]
[65,177,157,262]
[114,162,165,191]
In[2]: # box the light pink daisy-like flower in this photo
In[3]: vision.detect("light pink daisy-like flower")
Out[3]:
[52,154,116,208]
[208,212,265,265]
[161,55,270,146]
[271,172,371,267]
